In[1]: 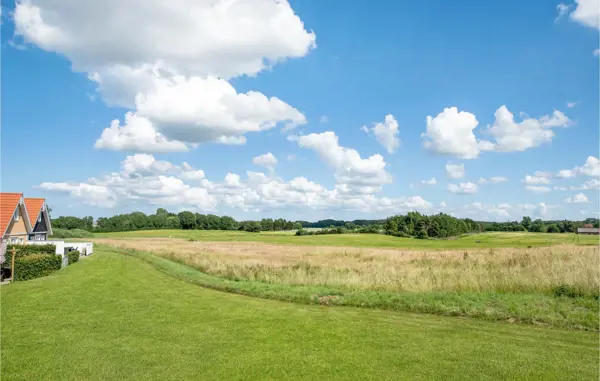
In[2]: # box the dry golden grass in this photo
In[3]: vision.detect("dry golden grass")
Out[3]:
[94,238,600,296]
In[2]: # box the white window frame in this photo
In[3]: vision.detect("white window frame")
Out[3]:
[13,209,19,222]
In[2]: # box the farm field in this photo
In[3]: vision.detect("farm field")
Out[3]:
[1,249,598,381]
[93,229,599,248]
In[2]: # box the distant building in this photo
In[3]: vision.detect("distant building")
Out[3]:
[577,227,600,235]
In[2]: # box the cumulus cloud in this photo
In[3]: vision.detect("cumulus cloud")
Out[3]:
[252,152,278,169]
[556,3,572,22]
[13,0,316,79]
[569,0,600,29]
[296,131,392,193]
[556,156,600,178]
[422,106,571,159]
[362,114,400,154]
[94,73,307,151]
[524,185,552,193]
[422,107,492,159]
[445,162,465,179]
[421,177,437,185]
[566,101,579,108]
[319,115,329,123]
[565,193,590,203]
[447,182,478,195]
[14,0,314,152]
[485,106,572,152]
[522,172,552,185]
[39,154,432,215]
[570,178,600,190]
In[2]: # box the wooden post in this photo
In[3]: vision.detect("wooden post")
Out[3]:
[11,247,16,282]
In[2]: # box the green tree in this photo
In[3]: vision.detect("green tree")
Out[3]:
[546,224,560,233]
[521,216,532,231]
[178,211,196,230]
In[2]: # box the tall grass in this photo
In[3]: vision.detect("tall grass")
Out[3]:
[97,238,600,298]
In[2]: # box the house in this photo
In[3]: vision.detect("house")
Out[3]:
[577,227,600,235]
[0,193,33,244]
[25,198,53,241]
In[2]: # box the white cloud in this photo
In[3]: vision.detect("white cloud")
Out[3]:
[95,74,306,151]
[556,169,576,179]
[569,0,600,29]
[522,171,553,185]
[524,185,552,193]
[445,162,465,179]
[363,114,400,154]
[422,106,571,159]
[485,106,572,152]
[286,154,296,162]
[14,0,313,153]
[39,154,433,215]
[478,176,509,185]
[422,107,492,159]
[13,0,316,79]
[566,101,579,108]
[447,182,478,195]
[594,48,600,57]
[565,193,589,204]
[556,156,600,178]
[570,179,600,190]
[319,115,329,123]
[94,112,189,153]
[39,182,116,208]
[252,152,278,169]
[421,177,437,186]
[296,131,392,193]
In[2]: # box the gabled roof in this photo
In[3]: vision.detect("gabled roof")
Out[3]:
[577,227,600,233]
[1,193,33,237]
[24,198,45,227]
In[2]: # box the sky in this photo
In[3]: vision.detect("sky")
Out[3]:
[1,0,599,222]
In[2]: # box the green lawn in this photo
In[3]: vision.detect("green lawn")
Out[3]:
[2,250,598,380]
[94,229,599,249]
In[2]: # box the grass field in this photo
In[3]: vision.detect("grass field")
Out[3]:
[2,250,598,381]
[94,230,599,248]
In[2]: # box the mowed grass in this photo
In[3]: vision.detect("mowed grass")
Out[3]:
[94,229,599,249]
[1,250,598,381]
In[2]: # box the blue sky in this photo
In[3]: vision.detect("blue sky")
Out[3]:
[1,0,598,221]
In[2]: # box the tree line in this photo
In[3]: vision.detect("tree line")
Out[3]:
[51,208,599,236]
[481,217,599,233]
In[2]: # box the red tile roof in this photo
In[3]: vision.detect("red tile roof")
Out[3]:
[24,198,45,228]
[1,193,23,237]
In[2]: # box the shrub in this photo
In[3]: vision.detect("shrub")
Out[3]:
[67,250,80,265]
[14,254,62,281]
[552,284,590,298]
[7,244,56,258]
[295,229,314,236]
[50,228,93,239]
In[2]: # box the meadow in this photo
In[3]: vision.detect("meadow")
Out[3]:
[2,250,598,381]
[93,231,600,330]
[94,229,599,248]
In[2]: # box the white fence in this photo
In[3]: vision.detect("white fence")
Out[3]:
[26,241,93,257]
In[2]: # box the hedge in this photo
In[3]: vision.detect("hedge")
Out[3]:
[14,254,62,281]
[7,244,56,258]
[67,250,80,265]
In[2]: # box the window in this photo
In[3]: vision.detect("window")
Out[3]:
[13,210,19,222]
[38,214,42,223]
[9,237,23,244]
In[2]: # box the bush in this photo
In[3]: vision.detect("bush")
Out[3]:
[50,228,93,239]
[295,229,315,236]
[67,250,80,265]
[14,254,62,281]
[7,244,56,258]
[552,284,587,298]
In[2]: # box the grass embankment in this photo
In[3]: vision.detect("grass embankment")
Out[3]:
[50,228,94,239]
[105,244,599,330]
[94,230,599,248]
[2,249,598,381]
